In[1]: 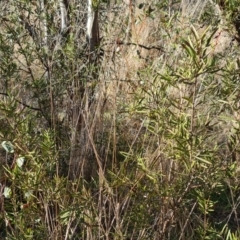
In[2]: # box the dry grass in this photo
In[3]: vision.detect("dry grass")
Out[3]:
[1,0,240,239]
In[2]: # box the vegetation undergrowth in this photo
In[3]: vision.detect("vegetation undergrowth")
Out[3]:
[0,0,240,239]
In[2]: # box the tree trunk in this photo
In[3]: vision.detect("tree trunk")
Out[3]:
[87,0,100,62]
[68,0,101,181]
[59,0,68,33]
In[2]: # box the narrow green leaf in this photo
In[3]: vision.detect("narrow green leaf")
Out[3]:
[195,156,212,165]
[190,25,199,41]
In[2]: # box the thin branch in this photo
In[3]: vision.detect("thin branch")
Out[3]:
[124,41,165,51]
[0,92,41,111]
[103,40,165,52]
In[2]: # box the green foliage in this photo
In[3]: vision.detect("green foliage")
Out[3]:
[0,0,240,239]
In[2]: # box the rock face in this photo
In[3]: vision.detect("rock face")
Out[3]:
[101,0,240,168]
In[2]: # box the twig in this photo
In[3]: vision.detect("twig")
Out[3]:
[0,92,41,111]
[123,41,165,51]
[103,40,165,52]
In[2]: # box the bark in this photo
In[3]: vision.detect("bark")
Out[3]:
[87,0,100,61]
[40,0,48,47]
[68,0,101,181]
[59,0,68,33]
